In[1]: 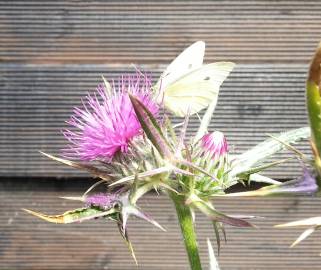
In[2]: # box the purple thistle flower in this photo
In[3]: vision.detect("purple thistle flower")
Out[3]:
[85,193,119,210]
[63,73,159,161]
[201,131,228,160]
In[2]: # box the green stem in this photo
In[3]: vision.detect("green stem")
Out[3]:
[170,192,202,270]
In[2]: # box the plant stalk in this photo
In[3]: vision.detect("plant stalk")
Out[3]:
[170,192,202,270]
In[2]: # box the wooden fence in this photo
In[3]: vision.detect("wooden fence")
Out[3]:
[1,1,321,269]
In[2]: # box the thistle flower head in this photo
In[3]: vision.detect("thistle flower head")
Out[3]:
[63,73,159,161]
[192,131,230,196]
[201,131,228,160]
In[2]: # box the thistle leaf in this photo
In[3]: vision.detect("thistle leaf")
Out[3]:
[120,195,166,232]
[23,207,116,224]
[159,182,181,195]
[230,127,310,176]
[275,217,321,228]
[60,196,84,202]
[221,224,227,243]
[266,133,307,160]
[212,221,221,254]
[109,166,172,186]
[237,158,293,179]
[226,168,318,197]
[207,238,220,270]
[275,218,320,248]
[171,165,195,176]
[83,179,108,197]
[290,227,316,247]
[193,200,254,227]
[177,158,218,181]
[117,222,138,265]
[40,152,111,181]
[248,173,281,185]
[126,206,166,232]
[129,94,173,159]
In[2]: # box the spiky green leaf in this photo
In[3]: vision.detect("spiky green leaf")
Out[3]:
[306,42,321,176]
[40,152,112,181]
[129,94,173,159]
[226,168,318,197]
[230,127,310,176]
[23,207,116,224]
[193,200,254,227]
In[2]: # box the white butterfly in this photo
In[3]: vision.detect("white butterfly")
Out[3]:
[155,41,235,117]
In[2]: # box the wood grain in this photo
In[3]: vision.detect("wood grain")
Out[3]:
[1,1,320,269]
[0,1,320,64]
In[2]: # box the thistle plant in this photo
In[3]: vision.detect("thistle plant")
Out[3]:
[24,41,313,269]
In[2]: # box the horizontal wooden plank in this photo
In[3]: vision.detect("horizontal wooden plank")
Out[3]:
[1,181,321,269]
[1,2,319,270]
[0,63,310,178]
[0,1,320,64]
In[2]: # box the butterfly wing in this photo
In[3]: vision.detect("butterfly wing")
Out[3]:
[155,41,205,91]
[163,62,235,117]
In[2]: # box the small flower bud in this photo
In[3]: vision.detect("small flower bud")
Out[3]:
[201,131,228,160]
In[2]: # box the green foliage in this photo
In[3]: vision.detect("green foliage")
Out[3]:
[306,43,321,178]
[23,207,116,224]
